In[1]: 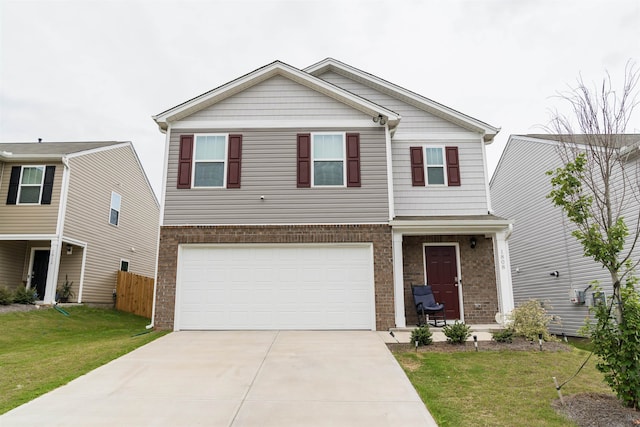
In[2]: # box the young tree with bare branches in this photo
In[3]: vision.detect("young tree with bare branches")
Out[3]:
[546,62,640,408]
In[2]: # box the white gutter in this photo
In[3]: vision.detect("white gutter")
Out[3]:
[384,124,395,220]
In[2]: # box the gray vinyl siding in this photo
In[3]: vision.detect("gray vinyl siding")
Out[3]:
[63,145,159,303]
[182,75,371,122]
[0,240,28,289]
[163,128,389,225]
[0,161,63,235]
[490,136,639,335]
[393,138,489,216]
[317,71,477,138]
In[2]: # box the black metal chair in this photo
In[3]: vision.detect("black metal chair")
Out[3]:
[411,285,447,327]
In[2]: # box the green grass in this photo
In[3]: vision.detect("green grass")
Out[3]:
[0,306,167,414]
[395,349,611,426]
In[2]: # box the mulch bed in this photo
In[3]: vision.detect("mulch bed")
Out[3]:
[387,336,570,353]
[389,338,640,426]
[0,304,46,314]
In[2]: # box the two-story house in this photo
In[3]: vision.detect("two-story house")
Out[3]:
[0,141,159,306]
[151,59,514,331]
[491,134,640,335]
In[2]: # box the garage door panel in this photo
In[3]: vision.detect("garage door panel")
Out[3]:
[177,244,374,330]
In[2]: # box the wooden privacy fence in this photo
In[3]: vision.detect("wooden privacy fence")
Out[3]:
[115,271,154,319]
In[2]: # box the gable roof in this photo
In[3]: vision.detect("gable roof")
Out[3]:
[152,60,402,132]
[0,141,126,161]
[305,58,500,143]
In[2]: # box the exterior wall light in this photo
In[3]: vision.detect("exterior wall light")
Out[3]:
[470,237,477,249]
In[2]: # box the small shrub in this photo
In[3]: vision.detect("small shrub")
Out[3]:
[443,321,471,344]
[492,328,514,343]
[510,299,554,341]
[13,286,37,305]
[0,286,13,305]
[410,326,433,346]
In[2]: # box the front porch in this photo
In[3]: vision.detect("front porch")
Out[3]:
[390,215,515,329]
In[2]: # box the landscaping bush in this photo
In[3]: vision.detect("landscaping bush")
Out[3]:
[13,287,37,305]
[410,325,433,346]
[510,299,554,341]
[443,321,471,344]
[492,328,514,343]
[0,286,12,305]
[583,283,640,409]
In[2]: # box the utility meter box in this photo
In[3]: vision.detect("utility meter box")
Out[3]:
[570,289,586,304]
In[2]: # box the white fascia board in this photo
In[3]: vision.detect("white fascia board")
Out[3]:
[153,61,401,132]
[64,142,131,159]
[305,58,499,142]
[0,234,58,240]
[390,219,513,234]
[61,236,88,247]
[0,154,63,161]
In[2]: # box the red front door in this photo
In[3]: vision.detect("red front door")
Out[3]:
[425,246,460,320]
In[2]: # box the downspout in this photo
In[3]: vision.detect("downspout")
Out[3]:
[147,124,171,329]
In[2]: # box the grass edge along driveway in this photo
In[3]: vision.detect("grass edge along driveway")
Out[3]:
[0,306,167,414]
[395,348,611,427]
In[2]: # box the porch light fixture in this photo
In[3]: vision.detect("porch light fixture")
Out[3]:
[470,237,477,249]
[66,244,73,255]
[550,271,560,277]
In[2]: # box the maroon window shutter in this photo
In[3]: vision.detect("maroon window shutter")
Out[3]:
[346,133,361,187]
[445,146,461,186]
[177,135,194,189]
[226,134,242,188]
[297,133,311,188]
[410,147,425,186]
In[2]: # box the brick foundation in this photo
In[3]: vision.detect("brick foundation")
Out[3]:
[155,224,394,330]
[402,235,498,325]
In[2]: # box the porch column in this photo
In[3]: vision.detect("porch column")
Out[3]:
[392,231,406,328]
[493,228,514,319]
[43,239,60,304]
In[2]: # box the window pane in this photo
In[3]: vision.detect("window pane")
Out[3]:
[194,162,224,187]
[195,135,226,160]
[111,192,121,211]
[314,161,343,185]
[19,186,41,203]
[427,167,445,185]
[120,261,129,272]
[313,134,343,159]
[426,148,444,166]
[110,208,119,225]
[21,167,44,184]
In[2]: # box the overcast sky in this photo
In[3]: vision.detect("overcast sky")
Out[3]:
[1,0,639,197]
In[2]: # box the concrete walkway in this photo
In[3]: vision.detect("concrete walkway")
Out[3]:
[1,331,437,426]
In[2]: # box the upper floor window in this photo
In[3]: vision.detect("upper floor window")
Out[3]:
[410,146,460,187]
[120,259,129,272]
[6,165,56,205]
[19,166,45,203]
[313,133,345,186]
[425,147,446,185]
[110,192,121,226]
[194,134,227,188]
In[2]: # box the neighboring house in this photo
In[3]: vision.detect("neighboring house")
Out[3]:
[490,134,640,335]
[0,141,160,306]
[152,58,514,331]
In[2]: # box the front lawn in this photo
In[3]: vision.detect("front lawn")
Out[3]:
[0,306,167,414]
[395,348,611,426]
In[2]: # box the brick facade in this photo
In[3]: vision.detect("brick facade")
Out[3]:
[402,235,498,325]
[155,224,395,330]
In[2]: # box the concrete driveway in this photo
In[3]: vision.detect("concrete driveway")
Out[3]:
[1,331,437,426]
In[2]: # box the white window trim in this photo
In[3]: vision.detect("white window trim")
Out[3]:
[120,258,130,272]
[109,191,121,226]
[192,133,228,189]
[424,145,448,186]
[311,132,347,188]
[17,165,46,205]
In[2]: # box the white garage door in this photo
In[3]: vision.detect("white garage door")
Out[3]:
[176,244,375,330]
